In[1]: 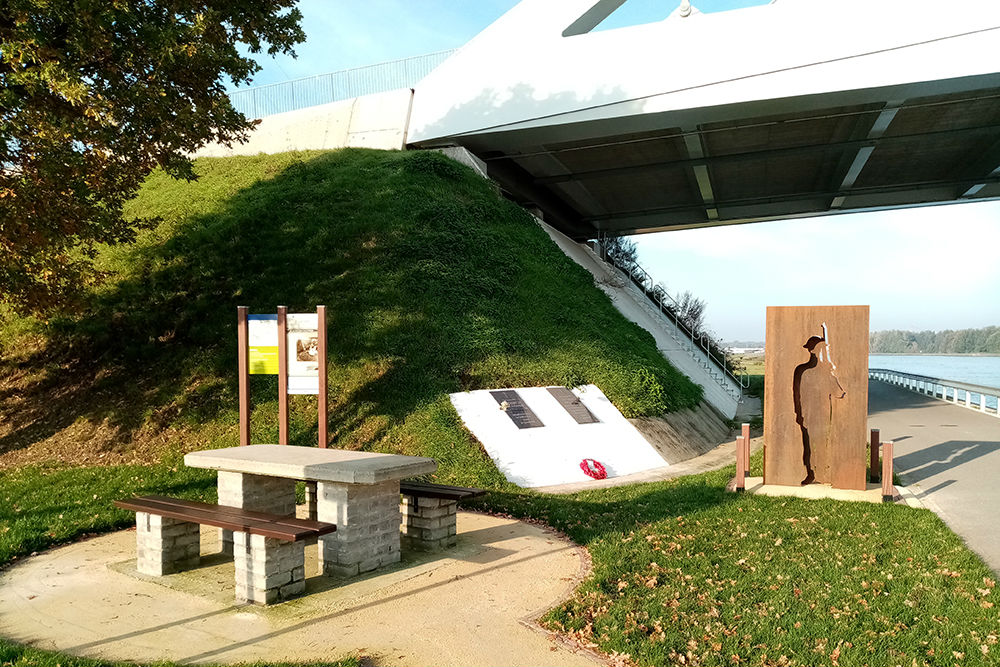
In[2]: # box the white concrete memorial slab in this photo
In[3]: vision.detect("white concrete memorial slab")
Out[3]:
[450,385,667,487]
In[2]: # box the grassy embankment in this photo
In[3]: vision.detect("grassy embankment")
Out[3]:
[1,150,997,666]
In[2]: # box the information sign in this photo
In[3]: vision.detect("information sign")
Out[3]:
[247,315,279,374]
[287,313,319,395]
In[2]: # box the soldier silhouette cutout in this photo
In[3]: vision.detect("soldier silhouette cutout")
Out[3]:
[792,324,846,485]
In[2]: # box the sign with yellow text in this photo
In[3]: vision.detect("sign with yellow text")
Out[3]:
[247,315,279,374]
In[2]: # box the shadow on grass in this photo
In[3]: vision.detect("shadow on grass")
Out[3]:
[0,149,700,467]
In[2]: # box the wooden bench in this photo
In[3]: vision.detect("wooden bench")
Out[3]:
[399,482,484,551]
[115,495,335,605]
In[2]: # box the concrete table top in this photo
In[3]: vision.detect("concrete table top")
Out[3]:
[185,445,437,484]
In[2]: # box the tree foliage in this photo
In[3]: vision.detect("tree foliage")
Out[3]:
[870,326,1000,354]
[1,0,304,312]
[674,290,707,335]
[603,234,639,271]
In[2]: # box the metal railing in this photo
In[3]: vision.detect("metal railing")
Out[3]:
[228,50,457,119]
[592,239,748,397]
[870,368,1000,417]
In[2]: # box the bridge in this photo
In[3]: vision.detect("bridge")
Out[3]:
[869,375,1000,575]
[407,0,1000,240]
[206,0,1000,420]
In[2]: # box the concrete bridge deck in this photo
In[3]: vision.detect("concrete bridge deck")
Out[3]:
[869,380,1000,575]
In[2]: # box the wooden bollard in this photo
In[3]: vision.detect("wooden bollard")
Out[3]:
[735,435,746,492]
[741,423,751,477]
[869,428,880,483]
[882,440,895,502]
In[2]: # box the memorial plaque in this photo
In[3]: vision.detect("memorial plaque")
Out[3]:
[547,387,599,424]
[764,306,869,490]
[491,390,544,429]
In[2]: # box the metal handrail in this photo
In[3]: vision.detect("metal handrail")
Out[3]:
[227,50,457,119]
[593,239,749,394]
[869,367,1000,416]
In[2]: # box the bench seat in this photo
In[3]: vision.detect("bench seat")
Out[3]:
[114,495,336,541]
[115,494,335,605]
[399,481,484,551]
[399,481,485,503]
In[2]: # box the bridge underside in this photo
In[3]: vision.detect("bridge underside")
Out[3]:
[456,81,1000,241]
[407,0,1000,241]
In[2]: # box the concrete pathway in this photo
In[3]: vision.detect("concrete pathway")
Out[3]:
[0,512,600,667]
[869,380,1000,574]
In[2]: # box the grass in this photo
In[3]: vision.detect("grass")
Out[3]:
[735,353,765,400]
[0,149,701,478]
[0,641,360,667]
[1,149,998,666]
[476,456,999,666]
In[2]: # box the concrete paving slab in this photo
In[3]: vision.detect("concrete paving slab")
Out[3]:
[733,476,915,505]
[869,380,1000,575]
[184,445,437,483]
[0,512,600,667]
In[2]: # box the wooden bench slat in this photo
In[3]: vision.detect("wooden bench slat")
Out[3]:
[141,495,336,536]
[400,481,485,502]
[114,496,335,541]
[115,497,300,540]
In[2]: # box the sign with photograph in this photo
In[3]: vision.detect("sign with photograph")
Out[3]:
[247,315,279,374]
[287,313,320,395]
[237,305,328,447]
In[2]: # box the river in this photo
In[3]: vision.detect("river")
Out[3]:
[869,354,1000,410]
[869,354,1000,389]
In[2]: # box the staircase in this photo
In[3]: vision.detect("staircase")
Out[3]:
[534,219,745,418]
[592,239,747,403]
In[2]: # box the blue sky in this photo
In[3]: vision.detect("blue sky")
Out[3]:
[240,0,1000,341]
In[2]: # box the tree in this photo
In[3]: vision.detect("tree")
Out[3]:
[1,1,305,313]
[675,290,706,334]
[603,235,638,272]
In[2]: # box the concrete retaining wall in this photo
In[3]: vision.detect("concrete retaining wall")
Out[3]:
[194,88,414,158]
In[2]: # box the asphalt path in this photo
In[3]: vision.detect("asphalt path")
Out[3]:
[868,380,1000,574]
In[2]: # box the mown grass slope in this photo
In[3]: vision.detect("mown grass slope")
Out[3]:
[0,149,701,480]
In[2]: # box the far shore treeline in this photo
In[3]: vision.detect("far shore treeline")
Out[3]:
[870,326,1000,354]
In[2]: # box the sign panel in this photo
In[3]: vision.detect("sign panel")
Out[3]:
[287,313,319,395]
[247,315,279,375]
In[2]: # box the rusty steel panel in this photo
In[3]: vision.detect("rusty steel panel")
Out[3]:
[764,306,869,490]
[547,387,599,424]
[491,390,544,429]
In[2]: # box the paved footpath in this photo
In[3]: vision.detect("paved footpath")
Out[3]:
[869,380,1000,574]
[0,512,601,667]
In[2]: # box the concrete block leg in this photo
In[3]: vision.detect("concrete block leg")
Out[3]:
[233,532,306,605]
[305,481,318,521]
[400,496,458,551]
[217,471,297,558]
[135,512,201,576]
[317,480,401,578]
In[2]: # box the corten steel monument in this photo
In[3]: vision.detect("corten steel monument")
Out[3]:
[764,306,869,491]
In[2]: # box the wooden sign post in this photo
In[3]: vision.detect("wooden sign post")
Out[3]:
[236,306,329,447]
[764,305,869,491]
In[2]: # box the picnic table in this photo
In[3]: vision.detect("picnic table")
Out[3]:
[116,445,492,605]
[184,445,437,580]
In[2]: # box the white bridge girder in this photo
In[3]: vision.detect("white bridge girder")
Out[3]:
[408,0,1000,240]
